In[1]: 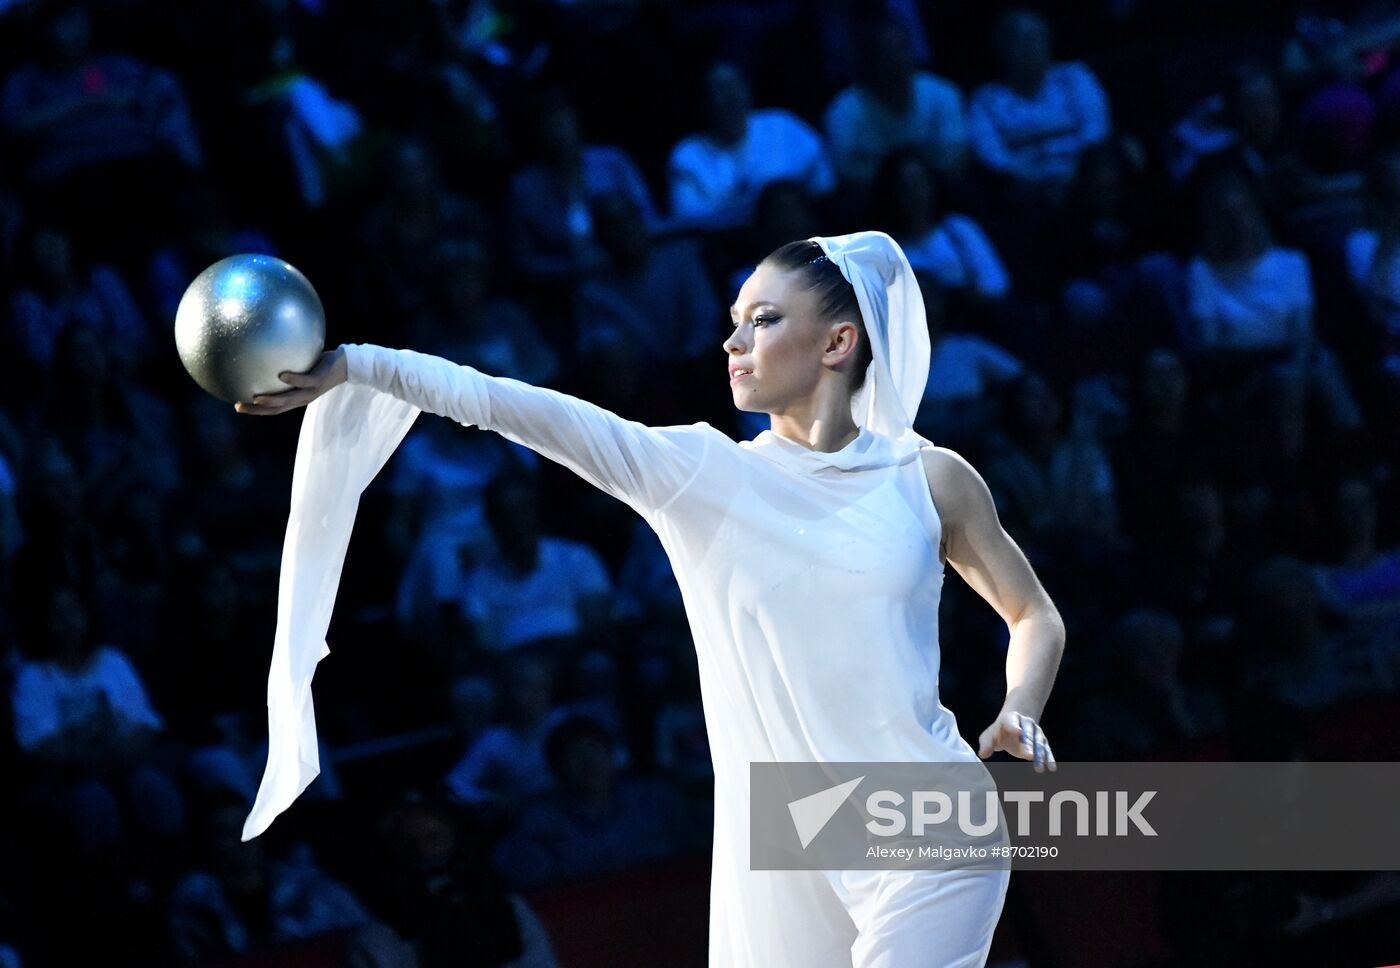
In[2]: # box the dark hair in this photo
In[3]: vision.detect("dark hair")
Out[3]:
[760,240,873,390]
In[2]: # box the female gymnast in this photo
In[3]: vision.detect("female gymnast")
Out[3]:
[235,230,1065,967]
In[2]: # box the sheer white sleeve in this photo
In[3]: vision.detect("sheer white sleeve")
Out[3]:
[343,343,712,517]
[244,343,715,843]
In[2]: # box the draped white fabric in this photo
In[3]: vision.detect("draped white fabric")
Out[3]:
[242,382,418,841]
[810,230,933,457]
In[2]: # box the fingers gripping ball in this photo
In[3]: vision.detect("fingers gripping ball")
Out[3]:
[175,254,326,404]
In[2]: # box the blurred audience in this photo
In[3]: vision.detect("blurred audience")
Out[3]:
[0,3,1396,964]
[492,713,699,889]
[372,792,558,967]
[459,473,613,654]
[443,651,559,810]
[823,15,967,196]
[872,148,1011,305]
[968,8,1111,200]
[1071,608,1225,759]
[914,274,1023,451]
[11,584,184,853]
[506,88,659,282]
[168,794,370,964]
[668,62,833,231]
[574,191,720,370]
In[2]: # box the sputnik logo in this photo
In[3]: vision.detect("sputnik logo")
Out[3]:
[787,776,864,848]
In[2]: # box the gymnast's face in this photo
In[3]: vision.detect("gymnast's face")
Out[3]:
[724,263,851,414]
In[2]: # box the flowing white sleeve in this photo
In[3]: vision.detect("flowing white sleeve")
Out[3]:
[243,369,421,841]
[342,342,712,516]
[244,343,711,842]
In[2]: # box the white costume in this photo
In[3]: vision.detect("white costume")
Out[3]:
[243,231,1009,966]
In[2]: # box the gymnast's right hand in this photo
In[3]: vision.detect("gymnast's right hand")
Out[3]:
[235,346,348,415]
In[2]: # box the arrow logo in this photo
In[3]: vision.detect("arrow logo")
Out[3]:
[787,776,864,848]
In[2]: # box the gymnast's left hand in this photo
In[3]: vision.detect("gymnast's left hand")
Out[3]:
[977,710,1057,772]
[235,347,348,415]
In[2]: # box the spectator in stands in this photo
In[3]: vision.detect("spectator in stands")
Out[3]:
[492,713,696,888]
[168,794,370,964]
[372,792,558,967]
[506,89,660,282]
[1346,147,1400,379]
[723,178,821,296]
[1186,171,1309,350]
[239,0,375,212]
[1222,368,1348,558]
[446,675,498,751]
[172,396,285,576]
[1278,81,1374,246]
[9,437,101,601]
[1056,143,1178,362]
[9,227,149,374]
[573,191,721,367]
[1072,609,1224,759]
[1281,4,1400,91]
[871,148,1010,304]
[914,273,1023,451]
[1060,142,1153,282]
[982,370,1120,548]
[1230,556,1375,723]
[1108,349,1211,547]
[388,2,510,171]
[459,473,613,654]
[668,62,833,230]
[554,650,628,757]
[1134,479,1250,666]
[0,4,203,188]
[358,140,490,322]
[968,8,1111,199]
[11,584,184,852]
[822,15,966,193]
[38,324,181,535]
[1186,172,1365,433]
[1167,60,1287,188]
[444,651,559,809]
[391,415,524,638]
[1308,475,1400,688]
[413,239,560,385]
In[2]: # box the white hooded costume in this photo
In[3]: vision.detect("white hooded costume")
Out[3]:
[243,230,1009,966]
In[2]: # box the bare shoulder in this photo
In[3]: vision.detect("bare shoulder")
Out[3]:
[918,443,1053,626]
[917,445,989,564]
[918,444,977,484]
[918,445,990,524]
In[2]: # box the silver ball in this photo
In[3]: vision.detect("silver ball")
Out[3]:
[174,254,326,404]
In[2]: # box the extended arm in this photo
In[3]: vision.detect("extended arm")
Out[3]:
[237,344,711,518]
[922,445,1065,770]
[234,344,712,840]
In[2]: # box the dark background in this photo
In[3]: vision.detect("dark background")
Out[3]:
[0,0,1398,965]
